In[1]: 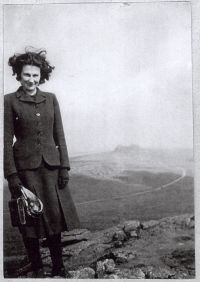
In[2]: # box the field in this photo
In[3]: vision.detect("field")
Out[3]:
[4,146,194,258]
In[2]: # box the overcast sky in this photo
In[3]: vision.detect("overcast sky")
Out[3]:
[4,2,192,154]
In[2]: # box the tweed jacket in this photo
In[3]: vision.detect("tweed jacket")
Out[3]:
[4,86,70,178]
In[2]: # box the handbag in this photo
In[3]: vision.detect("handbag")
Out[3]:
[8,185,43,227]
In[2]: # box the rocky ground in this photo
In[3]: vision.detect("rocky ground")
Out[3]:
[4,213,195,279]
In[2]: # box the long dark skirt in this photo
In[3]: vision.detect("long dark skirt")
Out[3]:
[18,160,78,239]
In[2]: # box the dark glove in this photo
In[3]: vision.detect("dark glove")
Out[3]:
[58,168,69,189]
[7,173,22,198]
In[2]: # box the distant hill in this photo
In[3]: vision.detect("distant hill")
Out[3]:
[112,144,193,159]
[114,144,140,153]
[73,144,193,161]
[70,144,193,179]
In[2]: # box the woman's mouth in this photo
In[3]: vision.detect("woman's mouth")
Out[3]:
[27,83,35,87]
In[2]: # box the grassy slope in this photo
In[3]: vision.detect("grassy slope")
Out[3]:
[70,173,194,230]
[4,170,194,257]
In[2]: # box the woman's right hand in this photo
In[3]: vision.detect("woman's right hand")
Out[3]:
[7,173,22,198]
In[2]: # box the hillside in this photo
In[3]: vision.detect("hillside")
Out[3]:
[3,145,194,277]
[4,214,195,278]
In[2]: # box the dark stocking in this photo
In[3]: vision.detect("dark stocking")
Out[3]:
[47,233,65,276]
[23,237,43,271]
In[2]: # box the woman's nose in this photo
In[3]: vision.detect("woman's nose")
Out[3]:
[29,76,34,82]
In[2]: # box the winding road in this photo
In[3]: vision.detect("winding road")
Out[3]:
[76,167,186,206]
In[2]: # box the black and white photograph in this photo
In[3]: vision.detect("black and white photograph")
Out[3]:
[3,1,195,279]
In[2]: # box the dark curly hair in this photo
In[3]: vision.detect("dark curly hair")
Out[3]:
[8,47,55,84]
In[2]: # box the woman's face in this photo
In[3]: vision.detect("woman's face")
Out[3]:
[20,65,41,94]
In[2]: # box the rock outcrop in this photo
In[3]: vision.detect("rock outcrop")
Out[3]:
[4,214,195,279]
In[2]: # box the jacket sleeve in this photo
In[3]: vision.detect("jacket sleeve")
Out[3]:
[53,94,70,170]
[4,96,18,178]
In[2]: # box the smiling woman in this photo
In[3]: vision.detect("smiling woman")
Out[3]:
[4,48,80,278]
[20,65,41,95]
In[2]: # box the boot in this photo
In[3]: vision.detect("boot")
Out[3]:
[47,234,69,278]
[22,237,44,277]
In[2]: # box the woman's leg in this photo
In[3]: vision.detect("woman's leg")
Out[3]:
[47,233,67,277]
[22,236,44,275]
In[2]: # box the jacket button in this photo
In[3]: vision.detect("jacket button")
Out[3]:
[36,113,40,117]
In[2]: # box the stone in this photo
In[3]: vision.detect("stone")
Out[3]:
[64,241,113,269]
[103,259,116,273]
[62,228,90,237]
[159,214,194,229]
[112,268,131,278]
[103,274,120,279]
[41,230,91,248]
[94,226,125,244]
[61,229,92,246]
[69,267,95,279]
[123,220,141,235]
[185,216,195,229]
[145,266,176,279]
[111,249,137,263]
[173,270,190,279]
[96,259,115,278]
[142,220,159,230]
[182,215,194,228]
[96,261,104,278]
[114,268,145,278]
[133,268,146,278]
[114,252,128,263]
[130,230,138,238]
[63,240,93,257]
[112,230,127,242]
[188,220,195,229]
[114,241,123,248]
[62,248,73,257]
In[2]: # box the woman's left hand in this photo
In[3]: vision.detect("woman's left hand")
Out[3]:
[58,168,69,189]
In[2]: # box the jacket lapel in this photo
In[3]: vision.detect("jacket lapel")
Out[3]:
[16,87,46,104]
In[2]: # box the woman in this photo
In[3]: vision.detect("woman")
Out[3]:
[4,48,80,278]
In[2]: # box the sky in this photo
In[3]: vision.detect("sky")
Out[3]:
[3,2,193,154]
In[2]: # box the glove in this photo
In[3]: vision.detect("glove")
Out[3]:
[7,173,22,198]
[58,168,69,189]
